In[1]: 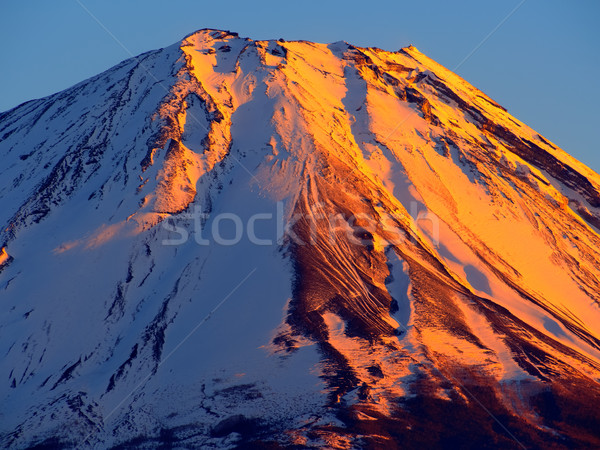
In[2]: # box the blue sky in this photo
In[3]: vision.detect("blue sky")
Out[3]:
[1,0,598,171]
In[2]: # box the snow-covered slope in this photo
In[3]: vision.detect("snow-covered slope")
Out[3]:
[2,29,600,448]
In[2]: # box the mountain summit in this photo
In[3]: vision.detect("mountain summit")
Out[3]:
[2,29,600,448]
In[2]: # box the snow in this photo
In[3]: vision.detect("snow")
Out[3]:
[2,28,600,448]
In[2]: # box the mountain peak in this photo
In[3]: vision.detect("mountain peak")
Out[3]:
[2,29,600,449]
[183,27,240,40]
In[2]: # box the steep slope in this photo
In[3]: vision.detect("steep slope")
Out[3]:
[1,29,600,448]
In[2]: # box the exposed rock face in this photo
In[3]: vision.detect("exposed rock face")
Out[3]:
[1,29,600,448]
[0,247,9,268]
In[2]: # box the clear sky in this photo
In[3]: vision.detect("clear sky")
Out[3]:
[1,0,598,172]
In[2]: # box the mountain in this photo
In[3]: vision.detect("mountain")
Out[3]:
[2,28,600,449]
